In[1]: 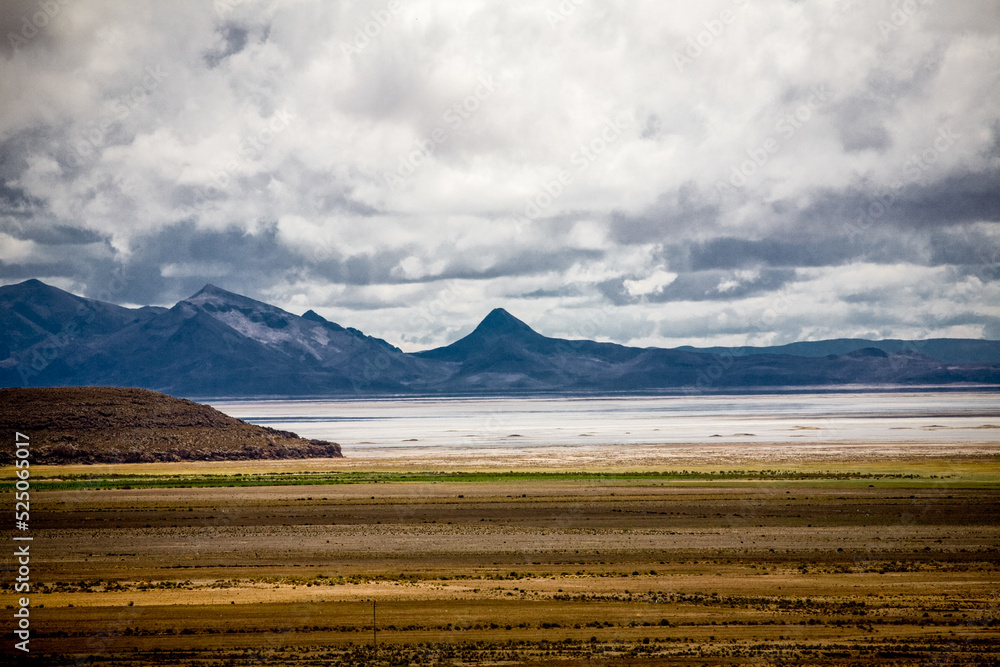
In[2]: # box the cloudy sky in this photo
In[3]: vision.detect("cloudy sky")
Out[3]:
[1,0,999,351]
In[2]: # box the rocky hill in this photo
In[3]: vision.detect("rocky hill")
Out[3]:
[0,386,342,464]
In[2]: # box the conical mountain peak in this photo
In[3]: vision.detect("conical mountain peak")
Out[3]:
[473,308,537,336]
[301,309,327,323]
[413,308,544,361]
[3,278,69,300]
[184,284,281,313]
[189,284,242,301]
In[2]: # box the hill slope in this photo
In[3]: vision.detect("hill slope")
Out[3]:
[0,387,342,464]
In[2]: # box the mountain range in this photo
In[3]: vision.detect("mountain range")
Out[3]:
[2,279,998,397]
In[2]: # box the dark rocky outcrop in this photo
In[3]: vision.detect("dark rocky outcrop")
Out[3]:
[0,386,342,464]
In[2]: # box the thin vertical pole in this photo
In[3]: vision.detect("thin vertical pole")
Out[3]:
[373,600,377,649]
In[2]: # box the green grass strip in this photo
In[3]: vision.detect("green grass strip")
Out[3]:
[0,469,942,492]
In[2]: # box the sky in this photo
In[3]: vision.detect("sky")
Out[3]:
[1,0,999,351]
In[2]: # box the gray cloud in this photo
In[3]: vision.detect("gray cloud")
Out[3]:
[0,0,998,348]
[610,184,720,245]
[11,223,105,246]
[929,225,1000,268]
[833,95,893,154]
[598,268,797,305]
[204,24,249,68]
[688,237,848,271]
[103,221,302,306]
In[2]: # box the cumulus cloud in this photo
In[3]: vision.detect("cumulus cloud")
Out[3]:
[623,269,678,297]
[0,0,998,349]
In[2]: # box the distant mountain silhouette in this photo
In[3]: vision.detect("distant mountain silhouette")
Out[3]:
[677,338,1000,365]
[0,278,165,360]
[413,309,999,393]
[1,279,998,396]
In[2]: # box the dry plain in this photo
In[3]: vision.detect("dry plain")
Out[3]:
[3,444,999,666]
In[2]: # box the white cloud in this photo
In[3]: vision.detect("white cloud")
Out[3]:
[716,269,760,294]
[623,269,679,297]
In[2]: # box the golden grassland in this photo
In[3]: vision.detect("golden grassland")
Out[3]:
[11,449,1000,478]
[3,455,999,665]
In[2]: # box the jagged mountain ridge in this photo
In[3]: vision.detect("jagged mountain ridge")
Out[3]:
[1,280,439,395]
[1,279,998,396]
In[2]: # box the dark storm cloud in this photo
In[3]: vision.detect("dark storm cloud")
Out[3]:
[204,24,249,68]
[799,168,1000,232]
[609,184,720,245]
[116,221,305,305]
[688,237,855,271]
[108,219,604,307]
[0,182,42,217]
[929,226,1000,268]
[682,223,956,272]
[887,170,1000,228]
[8,222,106,246]
[310,249,410,287]
[0,249,120,296]
[0,258,99,283]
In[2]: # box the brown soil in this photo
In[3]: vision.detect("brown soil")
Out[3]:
[0,386,341,463]
[10,476,1000,665]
